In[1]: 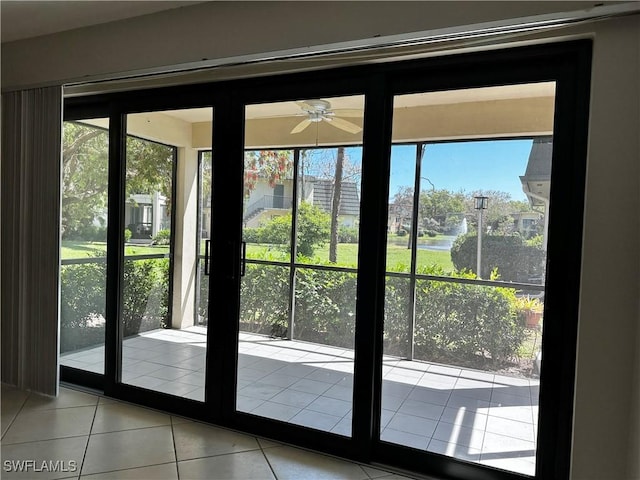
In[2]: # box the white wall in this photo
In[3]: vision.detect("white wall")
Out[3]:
[0,1,607,90]
[565,15,639,480]
[1,3,639,479]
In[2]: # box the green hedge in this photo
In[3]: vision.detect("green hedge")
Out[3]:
[62,258,527,367]
[238,263,526,365]
[60,258,169,353]
[450,233,545,282]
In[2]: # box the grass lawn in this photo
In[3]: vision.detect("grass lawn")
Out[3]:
[61,241,170,260]
[245,242,454,272]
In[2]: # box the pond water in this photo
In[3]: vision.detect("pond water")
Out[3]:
[388,235,457,251]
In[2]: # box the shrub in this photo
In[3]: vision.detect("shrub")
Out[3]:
[413,275,524,363]
[294,269,357,348]
[153,229,171,245]
[124,228,132,242]
[244,202,330,257]
[239,264,290,335]
[60,259,107,353]
[63,224,108,242]
[236,262,526,364]
[121,258,169,336]
[450,233,545,282]
[338,226,359,243]
[60,257,169,352]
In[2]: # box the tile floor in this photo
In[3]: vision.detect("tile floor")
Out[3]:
[60,327,538,476]
[1,384,424,479]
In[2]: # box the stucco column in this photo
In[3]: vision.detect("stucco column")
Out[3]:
[171,147,199,329]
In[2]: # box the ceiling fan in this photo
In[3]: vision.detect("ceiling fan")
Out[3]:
[290,99,363,135]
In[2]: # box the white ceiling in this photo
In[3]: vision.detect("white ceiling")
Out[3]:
[0,1,207,43]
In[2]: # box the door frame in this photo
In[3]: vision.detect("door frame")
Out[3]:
[61,39,592,480]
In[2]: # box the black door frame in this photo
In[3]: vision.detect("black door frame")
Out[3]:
[61,39,592,480]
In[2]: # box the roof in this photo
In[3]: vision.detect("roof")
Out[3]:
[311,179,360,216]
[520,136,552,206]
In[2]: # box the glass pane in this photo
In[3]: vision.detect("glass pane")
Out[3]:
[381,83,554,476]
[237,96,364,436]
[243,149,294,263]
[387,145,417,273]
[196,151,212,326]
[120,108,212,401]
[60,119,109,374]
[297,147,362,266]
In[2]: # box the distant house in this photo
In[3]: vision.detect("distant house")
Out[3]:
[125,192,171,240]
[512,211,543,238]
[243,176,359,228]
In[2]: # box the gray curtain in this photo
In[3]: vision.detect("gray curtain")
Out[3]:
[1,86,62,395]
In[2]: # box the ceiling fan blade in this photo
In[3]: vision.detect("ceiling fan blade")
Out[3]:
[332,109,364,118]
[326,117,362,134]
[290,119,313,134]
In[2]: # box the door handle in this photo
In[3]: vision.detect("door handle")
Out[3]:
[240,241,247,277]
[204,239,211,275]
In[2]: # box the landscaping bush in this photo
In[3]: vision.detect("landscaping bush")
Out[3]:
[63,224,108,242]
[60,257,169,352]
[383,276,412,357]
[236,262,526,365]
[124,228,132,242]
[382,266,525,365]
[338,226,359,244]
[450,233,545,282]
[60,259,107,353]
[122,258,169,336]
[294,269,357,348]
[153,229,171,245]
[243,202,330,257]
[239,264,290,336]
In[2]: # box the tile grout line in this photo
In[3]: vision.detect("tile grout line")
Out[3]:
[78,397,100,479]
[170,417,181,480]
[255,438,279,480]
[1,388,31,442]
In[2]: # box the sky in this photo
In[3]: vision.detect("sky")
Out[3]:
[388,139,534,201]
[304,138,534,201]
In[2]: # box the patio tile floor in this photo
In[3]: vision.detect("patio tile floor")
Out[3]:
[61,326,538,476]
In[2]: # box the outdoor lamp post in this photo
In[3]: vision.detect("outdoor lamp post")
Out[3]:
[474,195,488,279]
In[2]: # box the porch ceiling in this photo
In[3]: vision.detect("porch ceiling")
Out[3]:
[80,81,556,149]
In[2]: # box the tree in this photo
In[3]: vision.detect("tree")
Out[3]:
[125,136,174,202]
[466,190,533,234]
[419,189,466,230]
[251,202,330,257]
[244,150,294,198]
[329,147,345,263]
[390,186,414,232]
[62,121,175,240]
[62,123,109,238]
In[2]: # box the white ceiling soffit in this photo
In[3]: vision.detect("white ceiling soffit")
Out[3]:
[0,1,207,43]
[63,2,640,97]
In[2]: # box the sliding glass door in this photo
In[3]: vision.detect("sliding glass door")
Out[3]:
[236,97,364,435]
[379,83,555,476]
[117,108,212,401]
